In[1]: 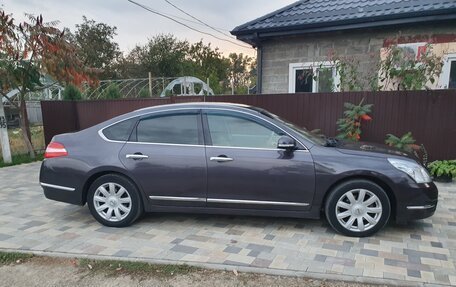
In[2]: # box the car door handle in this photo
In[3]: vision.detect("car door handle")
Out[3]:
[126,154,149,160]
[210,156,234,163]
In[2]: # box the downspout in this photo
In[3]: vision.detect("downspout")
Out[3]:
[257,46,263,94]
[254,32,263,94]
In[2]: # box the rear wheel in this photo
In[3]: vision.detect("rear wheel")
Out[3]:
[87,174,143,227]
[325,180,391,237]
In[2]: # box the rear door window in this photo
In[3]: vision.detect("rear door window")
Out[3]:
[136,113,200,145]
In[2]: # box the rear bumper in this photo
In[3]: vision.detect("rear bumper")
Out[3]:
[39,160,86,206]
[41,182,84,206]
[396,182,438,224]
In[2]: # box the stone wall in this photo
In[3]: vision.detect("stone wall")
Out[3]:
[260,23,456,94]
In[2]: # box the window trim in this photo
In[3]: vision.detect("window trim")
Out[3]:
[98,107,309,151]
[288,61,340,93]
[439,53,456,89]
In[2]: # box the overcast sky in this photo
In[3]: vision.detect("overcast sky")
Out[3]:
[2,0,295,56]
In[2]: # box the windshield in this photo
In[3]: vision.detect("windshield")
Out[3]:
[249,107,327,146]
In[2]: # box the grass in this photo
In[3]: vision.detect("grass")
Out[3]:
[0,153,44,168]
[0,252,201,278]
[78,258,201,278]
[0,251,34,265]
[6,126,45,154]
[0,125,45,168]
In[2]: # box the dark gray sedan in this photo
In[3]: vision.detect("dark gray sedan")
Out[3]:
[40,103,437,237]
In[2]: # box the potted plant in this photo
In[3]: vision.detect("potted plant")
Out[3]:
[427,160,456,183]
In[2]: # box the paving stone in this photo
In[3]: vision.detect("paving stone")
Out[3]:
[0,162,455,286]
[431,241,443,248]
[407,269,421,278]
[246,243,274,253]
[250,258,272,268]
[170,244,197,254]
[360,248,378,257]
[224,246,242,254]
[0,234,13,241]
[264,234,275,240]
[314,254,327,262]
[113,250,132,257]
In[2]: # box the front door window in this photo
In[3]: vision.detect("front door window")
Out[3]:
[206,114,283,149]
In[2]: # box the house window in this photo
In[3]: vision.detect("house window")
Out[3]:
[289,62,340,93]
[449,60,456,89]
[439,53,456,89]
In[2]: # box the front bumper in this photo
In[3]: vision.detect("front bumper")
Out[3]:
[396,181,438,224]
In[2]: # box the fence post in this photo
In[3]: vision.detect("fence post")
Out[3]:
[148,72,153,97]
[0,99,12,163]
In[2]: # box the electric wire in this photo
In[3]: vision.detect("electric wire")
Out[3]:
[128,0,253,49]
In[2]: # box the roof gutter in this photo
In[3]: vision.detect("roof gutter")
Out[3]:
[234,12,456,45]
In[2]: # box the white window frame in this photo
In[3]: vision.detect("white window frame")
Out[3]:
[439,53,456,89]
[288,61,340,93]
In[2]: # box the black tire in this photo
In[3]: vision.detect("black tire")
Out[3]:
[325,179,391,237]
[87,174,144,227]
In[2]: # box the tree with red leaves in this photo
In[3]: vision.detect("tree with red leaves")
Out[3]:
[0,10,97,158]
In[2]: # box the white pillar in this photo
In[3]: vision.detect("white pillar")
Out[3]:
[0,99,12,163]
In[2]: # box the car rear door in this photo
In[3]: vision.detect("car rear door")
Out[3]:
[119,109,207,207]
[203,109,315,211]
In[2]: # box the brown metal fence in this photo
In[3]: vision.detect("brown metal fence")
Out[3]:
[41,90,456,161]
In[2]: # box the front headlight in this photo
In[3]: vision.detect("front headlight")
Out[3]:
[388,158,432,183]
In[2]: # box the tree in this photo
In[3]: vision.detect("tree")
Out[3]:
[74,16,120,79]
[187,41,229,94]
[141,34,190,77]
[114,45,146,78]
[0,10,95,158]
[113,35,256,95]
[228,53,254,94]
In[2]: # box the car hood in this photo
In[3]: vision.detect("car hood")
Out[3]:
[336,141,417,160]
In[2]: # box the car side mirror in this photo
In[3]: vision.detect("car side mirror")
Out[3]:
[277,136,296,150]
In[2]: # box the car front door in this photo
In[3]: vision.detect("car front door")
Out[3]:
[203,110,315,211]
[119,109,207,207]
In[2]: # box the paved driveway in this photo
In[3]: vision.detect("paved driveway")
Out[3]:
[1,162,455,286]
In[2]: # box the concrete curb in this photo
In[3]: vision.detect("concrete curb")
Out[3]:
[0,248,450,287]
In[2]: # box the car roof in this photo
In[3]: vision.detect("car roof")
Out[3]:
[136,102,253,112]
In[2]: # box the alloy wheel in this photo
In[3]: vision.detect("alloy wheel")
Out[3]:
[93,182,132,222]
[335,189,383,232]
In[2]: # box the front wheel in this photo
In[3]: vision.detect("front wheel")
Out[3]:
[325,180,391,237]
[87,174,143,227]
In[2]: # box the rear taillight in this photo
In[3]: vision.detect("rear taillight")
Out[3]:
[44,142,68,159]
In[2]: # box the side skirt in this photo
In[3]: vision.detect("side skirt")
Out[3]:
[144,205,321,220]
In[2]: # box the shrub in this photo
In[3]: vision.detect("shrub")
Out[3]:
[428,160,456,180]
[138,88,150,98]
[62,84,82,101]
[385,132,419,153]
[102,84,121,99]
[336,98,373,141]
